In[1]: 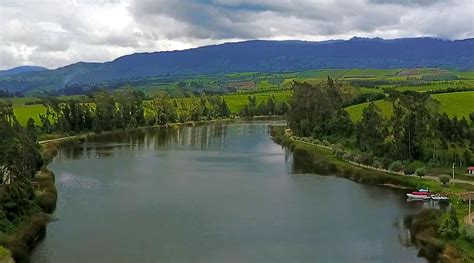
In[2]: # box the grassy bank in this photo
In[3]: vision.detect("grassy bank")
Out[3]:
[270,126,474,262]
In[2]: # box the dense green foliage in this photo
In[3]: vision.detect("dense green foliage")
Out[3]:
[287,80,474,170]
[37,89,233,134]
[0,102,44,231]
[239,95,289,118]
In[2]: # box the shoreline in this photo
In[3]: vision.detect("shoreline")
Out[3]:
[6,118,469,262]
[270,126,474,262]
[5,116,285,261]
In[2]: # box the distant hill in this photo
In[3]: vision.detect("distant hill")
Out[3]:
[1,37,473,94]
[0,66,48,77]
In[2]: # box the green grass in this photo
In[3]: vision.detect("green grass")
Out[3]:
[13,104,46,125]
[345,100,393,122]
[432,91,474,120]
[345,91,474,122]
[221,90,290,113]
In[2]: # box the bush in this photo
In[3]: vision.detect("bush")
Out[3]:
[389,161,404,172]
[404,166,416,176]
[321,140,331,147]
[415,167,429,178]
[0,211,14,234]
[353,153,363,164]
[332,144,345,158]
[0,246,12,262]
[464,225,474,243]
[438,209,459,239]
[6,214,48,263]
[342,152,354,161]
[372,159,384,169]
[359,152,374,166]
[439,175,451,185]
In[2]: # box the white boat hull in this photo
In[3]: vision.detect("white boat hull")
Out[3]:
[406,194,430,200]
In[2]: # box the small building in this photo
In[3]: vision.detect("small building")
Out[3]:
[468,167,474,175]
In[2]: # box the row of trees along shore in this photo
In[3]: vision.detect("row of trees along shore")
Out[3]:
[0,89,288,261]
[1,101,46,260]
[37,89,289,135]
[288,78,474,169]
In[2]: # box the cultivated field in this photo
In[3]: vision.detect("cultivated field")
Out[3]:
[345,91,474,122]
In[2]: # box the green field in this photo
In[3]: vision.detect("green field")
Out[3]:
[345,100,393,122]
[5,68,474,125]
[345,91,474,122]
[7,90,291,125]
[13,104,46,125]
[432,91,474,119]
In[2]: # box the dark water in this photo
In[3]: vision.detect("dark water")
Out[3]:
[32,122,426,263]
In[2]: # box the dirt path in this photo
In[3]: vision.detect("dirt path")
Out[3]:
[425,175,474,186]
[292,138,474,186]
[38,134,88,145]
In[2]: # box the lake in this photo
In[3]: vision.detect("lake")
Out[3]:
[31,121,426,263]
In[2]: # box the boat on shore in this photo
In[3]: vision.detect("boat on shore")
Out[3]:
[406,189,449,202]
[406,192,431,200]
[430,195,449,201]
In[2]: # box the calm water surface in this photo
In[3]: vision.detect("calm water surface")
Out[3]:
[32,122,426,263]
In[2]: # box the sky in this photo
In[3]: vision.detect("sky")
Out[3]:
[0,0,473,70]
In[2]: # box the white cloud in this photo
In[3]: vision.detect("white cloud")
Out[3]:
[0,0,472,70]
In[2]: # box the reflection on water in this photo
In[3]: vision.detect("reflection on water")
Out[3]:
[60,122,281,161]
[33,121,428,263]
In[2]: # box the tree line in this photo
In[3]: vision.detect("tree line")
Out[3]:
[288,78,474,169]
[37,89,234,134]
[0,102,43,233]
[239,95,289,118]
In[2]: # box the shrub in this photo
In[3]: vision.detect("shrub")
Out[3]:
[439,175,451,185]
[332,144,345,158]
[438,209,459,239]
[342,152,354,161]
[0,211,14,234]
[373,159,384,169]
[415,167,429,178]
[0,246,12,262]
[36,193,57,214]
[359,152,374,166]
[312,138,321,145]
[353,153,363,164]
[321,140,331,147]
[464,225,474,243]
[6,214,48,262]
[389,161,404,172]
[404,166,416,176]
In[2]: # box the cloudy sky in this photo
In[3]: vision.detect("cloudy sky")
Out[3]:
[0,0,473,70]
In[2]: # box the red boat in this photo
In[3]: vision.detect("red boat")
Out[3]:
[406,191,431,200]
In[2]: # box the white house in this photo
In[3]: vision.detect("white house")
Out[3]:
[468,167,474,175]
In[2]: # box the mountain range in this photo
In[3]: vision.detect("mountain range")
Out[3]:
[1,37,473,94]
[0,66,48,77]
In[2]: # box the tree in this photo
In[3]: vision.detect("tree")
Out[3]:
[439,174,451,185]
[438,208,459,239]
[389,161,404,172]
[415,167,428,178]
[151,93,177,125]
[93,91,116,131]
[288,81,334,137]
[357,102,387,156]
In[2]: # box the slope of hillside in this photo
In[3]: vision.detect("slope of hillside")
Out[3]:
[1,37,473,93]
[0,66,48,77]
[345,91,474,122]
